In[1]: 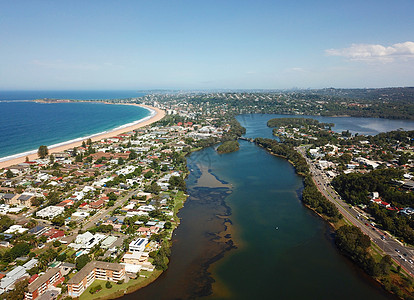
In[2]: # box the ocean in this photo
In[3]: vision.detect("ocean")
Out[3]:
[0,91,148,161]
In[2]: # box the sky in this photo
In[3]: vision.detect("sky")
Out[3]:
[0,0,413,90]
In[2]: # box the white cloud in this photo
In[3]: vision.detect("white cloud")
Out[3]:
[325,41,414,62]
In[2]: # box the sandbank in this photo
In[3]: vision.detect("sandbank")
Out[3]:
[0,104,165,169]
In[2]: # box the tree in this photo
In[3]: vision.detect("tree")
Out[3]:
[37,145,49,159]
[49,154,55,164]
[9,243,31,259]
[89,284,102,294]
[105,281,112,289]
[118,157,124,165]
[5,169,14,178]
[0,215,14,232]
[51,215,65,227]
[378,255,392,276]
[169,176,186,191]
[76,254,90,270]
[145,182,160,194]
[108,192,117,201]
[128,150,138,160]
[53,240,61,247]
[56,253,67,261]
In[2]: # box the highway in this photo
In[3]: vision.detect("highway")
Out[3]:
[297,146,414,277]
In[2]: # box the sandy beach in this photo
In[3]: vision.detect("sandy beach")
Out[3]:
[0,104,165,169]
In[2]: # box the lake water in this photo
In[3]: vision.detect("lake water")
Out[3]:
[237,113,414,138]
[123,114,400,300]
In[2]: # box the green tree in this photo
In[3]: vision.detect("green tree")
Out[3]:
[168,176,186,191]
[51,215,65,227]
[105,281,112,289]
[0,215,14,231]
[89,284,102,294]
[53,240,61,247]
[76,254,90,270]
[37,145,49,159]
[5,169,14,178]
[128,150,138,160]
[9,242,31,259]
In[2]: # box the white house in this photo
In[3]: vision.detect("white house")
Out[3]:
[36,206,64,219]
[129,238,148,253]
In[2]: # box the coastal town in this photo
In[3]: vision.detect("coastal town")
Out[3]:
[0,104,237,300]
[0,92,414,299]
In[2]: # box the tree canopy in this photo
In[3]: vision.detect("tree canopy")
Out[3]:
[37,145,49,158]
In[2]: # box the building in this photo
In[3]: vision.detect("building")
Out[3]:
[129,238,148,252]
[89,199,104,210]
[67,261,125,297]
[25,268,63,300]
[0,266,29,294]
[36,206,64,219]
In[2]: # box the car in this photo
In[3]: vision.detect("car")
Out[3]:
[395,249,400,253]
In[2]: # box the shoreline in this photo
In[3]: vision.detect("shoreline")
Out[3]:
[0,103,165,169]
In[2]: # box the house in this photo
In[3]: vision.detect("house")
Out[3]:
[36,206,64,219]
[69,232,106,250]
[1,193,19,205]
[67,261,125,297]
[42,229,65,241]
[15,193,35,207]
[90,199,104,210]
[4,225,28,234]
[400,207,414,216]
[25,268,63,300]
[129,238,148,252]
[0,266,29,294]
[28,226,49,236]
[56,199,74,207]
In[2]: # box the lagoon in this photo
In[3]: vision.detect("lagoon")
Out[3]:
[124,114,404,299]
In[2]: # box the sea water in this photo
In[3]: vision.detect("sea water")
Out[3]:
[0,91,148,160]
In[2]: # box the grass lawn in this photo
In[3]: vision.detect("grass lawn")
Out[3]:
[173,191,187,216]
[79,270,162,300]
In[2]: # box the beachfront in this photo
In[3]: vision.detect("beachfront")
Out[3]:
[0,104,165,169]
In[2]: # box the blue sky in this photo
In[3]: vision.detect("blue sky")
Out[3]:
[1,0,413,90]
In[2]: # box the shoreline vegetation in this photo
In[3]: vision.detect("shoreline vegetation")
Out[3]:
[0,103,165,169]
[255,118,414,299]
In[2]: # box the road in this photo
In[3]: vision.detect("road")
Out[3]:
[297,146,414,277]
[80,188,139,231]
